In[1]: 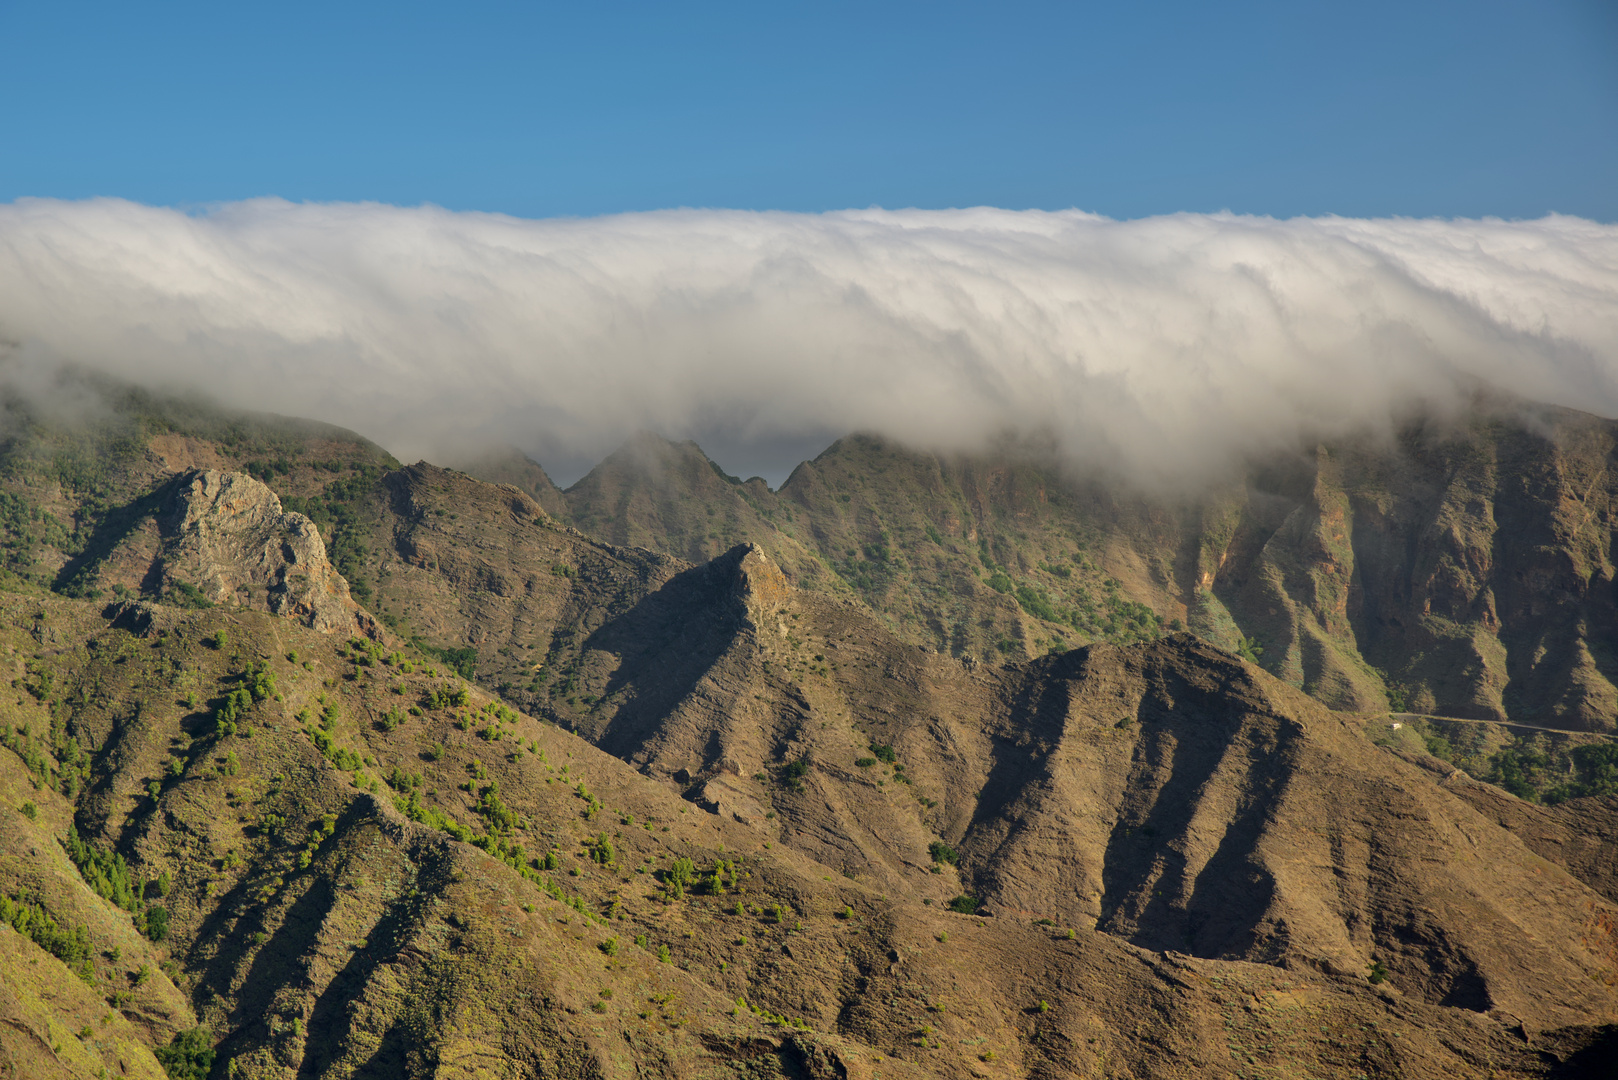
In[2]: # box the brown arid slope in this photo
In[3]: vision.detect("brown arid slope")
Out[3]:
[544,544,1618,1033]
[1420,762,1618,905]
[1,575,1614,1078]
[782,399,1618,733]
[358,461,682,700]
[0,377,399,611]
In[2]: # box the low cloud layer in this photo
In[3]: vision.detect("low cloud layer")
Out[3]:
[1,198,1616,487]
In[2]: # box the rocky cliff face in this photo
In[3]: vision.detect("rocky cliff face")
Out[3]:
[1189,405,1618,732]
[154,470,382,638]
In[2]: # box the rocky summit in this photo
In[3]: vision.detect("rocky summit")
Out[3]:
[0,379,1614,1079]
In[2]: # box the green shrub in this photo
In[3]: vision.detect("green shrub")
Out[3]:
[166,581,214,610]
[1545,743,1618,804]
[154,1026,214,1080]
[947,894,980,915]
[781,758,810,789]
[425,683,470,710]
[928,841,958,865]
[1014,585,1059,622]
[665,857,696,899]
[244,661,277,702]
[476,783,518,832]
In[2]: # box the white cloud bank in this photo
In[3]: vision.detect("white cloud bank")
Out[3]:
[2,198,1617,486]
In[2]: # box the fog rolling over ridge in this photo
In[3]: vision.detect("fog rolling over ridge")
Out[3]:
[2,197,1617,486]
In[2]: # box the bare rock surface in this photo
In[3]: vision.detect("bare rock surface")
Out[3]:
[158,469,380,638]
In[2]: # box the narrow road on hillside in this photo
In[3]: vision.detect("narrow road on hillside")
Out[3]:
[1387,712,1617,741]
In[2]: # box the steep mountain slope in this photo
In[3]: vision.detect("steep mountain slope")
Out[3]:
[0,382,675,710]
[561,432,843,591]
[542,543,1618,1030]
[356,462,683,700]
[12,375,1618,736]
[782,401,1618,733]
[452,446,569,518]
[773,432,1182,658]
[0,377,398,609]
[553,397,1618,734]
[3,564,1613,1078]
[1,378,1616,1075]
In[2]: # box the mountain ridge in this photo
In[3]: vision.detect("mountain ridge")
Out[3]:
[540,399,1618,736]
[0,373,1616,1076]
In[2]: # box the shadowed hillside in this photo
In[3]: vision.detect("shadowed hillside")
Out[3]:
[4,558,1615,1078]
[1,374,1616,1077]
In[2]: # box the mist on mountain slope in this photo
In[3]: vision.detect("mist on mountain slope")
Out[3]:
[1,198,1616,487]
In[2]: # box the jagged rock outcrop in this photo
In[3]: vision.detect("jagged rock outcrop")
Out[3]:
[158,470,380,638]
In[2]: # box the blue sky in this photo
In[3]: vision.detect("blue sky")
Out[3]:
[2,0,1614,221]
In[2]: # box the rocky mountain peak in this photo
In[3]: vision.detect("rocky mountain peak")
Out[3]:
[729,541,790,613]
[160,469,382,638]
